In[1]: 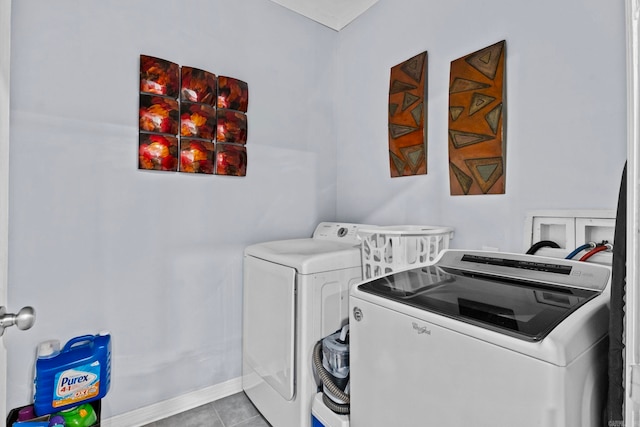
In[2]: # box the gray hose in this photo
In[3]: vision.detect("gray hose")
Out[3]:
[322,391,350,415]
[313,340,350,414]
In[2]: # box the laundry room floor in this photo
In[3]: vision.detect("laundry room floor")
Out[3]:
[141,392,272,427]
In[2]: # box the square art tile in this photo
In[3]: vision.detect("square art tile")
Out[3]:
[181,67,217,106]
[216,109,247,144]
[140,55,179,98]
[139,94,179,135]
[180,102,216,140]
[179,138,215,174]
[139,133,178,171]
[217,76,249,112]
[216,143,247,176]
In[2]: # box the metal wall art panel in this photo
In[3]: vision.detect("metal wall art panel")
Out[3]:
[216,143,247,176]
[217,76,249,112]
[138,55,249,176]
[139,94,179,135]
[180,102,216,141]
[216,109,247,144]
[180,138,215,174]
[140,55,179,98]
[448,40,506,195]
[181,67,217,106]
[388,51,428,177]
[139,133,179,171]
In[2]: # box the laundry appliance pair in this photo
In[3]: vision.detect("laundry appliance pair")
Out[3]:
[243,223,610,427]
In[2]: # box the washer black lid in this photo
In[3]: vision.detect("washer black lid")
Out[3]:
[357,264,601,341]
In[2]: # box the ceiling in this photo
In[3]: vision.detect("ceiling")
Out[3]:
[268,0,379,31]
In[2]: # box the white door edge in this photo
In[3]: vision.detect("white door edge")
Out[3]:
[0,0,10,420]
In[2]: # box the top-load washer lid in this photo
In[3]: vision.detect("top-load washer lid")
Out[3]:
[244,238,362,274]
[357,250,611,342]
[244,222,371,274]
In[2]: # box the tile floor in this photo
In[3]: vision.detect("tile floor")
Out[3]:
[141,392,272,427]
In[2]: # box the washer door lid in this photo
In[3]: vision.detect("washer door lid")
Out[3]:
[244,238,361,274]
[243,257,296,400]
[357,263,601,342]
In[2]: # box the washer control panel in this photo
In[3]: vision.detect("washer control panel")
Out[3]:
[313,222,370,244]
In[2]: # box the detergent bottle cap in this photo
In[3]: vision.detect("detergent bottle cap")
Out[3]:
[37,340,60,358]
[48,415,66,426]
[17,405,35,421]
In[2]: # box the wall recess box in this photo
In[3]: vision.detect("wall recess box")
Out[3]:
[523,210,616,265]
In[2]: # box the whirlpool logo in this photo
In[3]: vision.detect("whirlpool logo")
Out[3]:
[412,322,431,335]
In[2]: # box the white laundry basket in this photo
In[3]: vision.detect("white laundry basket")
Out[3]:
[358,225,454,279]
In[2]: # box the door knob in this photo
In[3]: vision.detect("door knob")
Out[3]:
[0,306,35,336]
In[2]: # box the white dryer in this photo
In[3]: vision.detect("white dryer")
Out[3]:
[350,250,611,427]
[243,222,369,427]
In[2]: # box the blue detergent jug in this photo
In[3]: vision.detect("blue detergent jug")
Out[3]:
[33,333,111,416]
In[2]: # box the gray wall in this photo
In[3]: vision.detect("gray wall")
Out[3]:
[7,0,338,417]
[6,0,629,420]
[336,0,627,252]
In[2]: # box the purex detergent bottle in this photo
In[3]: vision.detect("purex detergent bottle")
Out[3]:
[34,333,111,416]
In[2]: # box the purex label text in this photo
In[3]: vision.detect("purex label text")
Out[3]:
[54,364,100,399]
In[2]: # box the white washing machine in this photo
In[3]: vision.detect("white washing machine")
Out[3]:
[349,250,611,427]
[243,222,369,427]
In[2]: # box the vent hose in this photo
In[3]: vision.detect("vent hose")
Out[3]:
[313,340,350,414]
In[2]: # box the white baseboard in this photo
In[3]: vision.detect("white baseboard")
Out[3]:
[101,377,243,427]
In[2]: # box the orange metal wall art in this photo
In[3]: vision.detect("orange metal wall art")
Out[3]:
[388,52,428,177]
[139,55,248,176]
[448,41,505,195]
